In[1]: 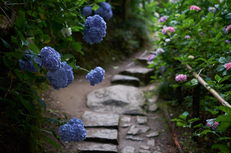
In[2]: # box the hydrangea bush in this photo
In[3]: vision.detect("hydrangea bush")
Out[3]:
[0,0,108,151]
[148,0,231,152]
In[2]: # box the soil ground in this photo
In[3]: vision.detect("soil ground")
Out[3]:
[42,50,178,153]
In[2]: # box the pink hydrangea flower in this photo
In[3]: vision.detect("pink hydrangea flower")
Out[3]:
[162,27,175,34]
[185,35,190,39]
[175,74,187,82]
[207,121,219,130]
[226,25,231,31]
[225,62,231,70]
[190,5,201,12]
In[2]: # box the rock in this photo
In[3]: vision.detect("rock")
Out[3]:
[127,125,140,135]
[139,126,150,133]
[82,111,119,128]
[111,74,140,87]
[137,55,150,66]
[156,146,161,150]
[120,67,154,84]
[140,145,150,150]
[147,139,155,146]
[137,116,148,124]
[126,135,143,141]
[146,132,159,138]
[148,103,158,112]
[139,150,151,153]
[121,123,131,128]
[153,151,162,153]
[87,85,146,115]
[121,146,136,153]
[148,96,158,104]
[121,116,131,122]
[85,128,118,144]
[77,142,117,153]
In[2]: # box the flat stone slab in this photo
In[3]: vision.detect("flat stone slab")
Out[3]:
[140,145,150,150]
[87,85,146,115]
[121,123,131,128]
[82,111,119,128]
[111,74,140,87]
[137,116,148,124]
[126,135,143,141]
[146,132,159,138]
[127,125,140,135]
[139,126,150,133]
[77,142,117,153]
[147,139,155,146]
[85,128,118,144]
[121,146,136,153]
[121,116,131,122]
[120,67,154,84]
[139,150,151,153]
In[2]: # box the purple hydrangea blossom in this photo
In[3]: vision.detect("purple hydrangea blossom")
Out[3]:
[225,62,231,70]
[148,54,155,61]
[199,32,203,35]
[86,66,105,86]
[95,2,113,20]
[46,62,74,90]
[158,16,167,23]
[185,35,190,39]
[39,47,61,72]
[19,50,42,73]
[225,40,230,43]
[82,6,92,18]
[83,15,107,45]
[223,28,227,35]
[156,48,165,54]
[59,118,86,142]
[208,7,216,13]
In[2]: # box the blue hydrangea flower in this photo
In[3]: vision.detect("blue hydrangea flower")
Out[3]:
[86,66,105,86]
[82,6,92,17]
[19,50,42,72]
[83,15,107,45]
[39,46,61,72]
[46,62,74,90]
[95,2,113,20]
[61,62,74,85]
[59,118,86,142]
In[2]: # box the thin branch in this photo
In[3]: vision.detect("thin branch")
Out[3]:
[4,74,14,99]
[186,64,231,108]
[0,7,14,27]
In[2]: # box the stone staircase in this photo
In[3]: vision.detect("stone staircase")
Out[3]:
[77,51,163,153]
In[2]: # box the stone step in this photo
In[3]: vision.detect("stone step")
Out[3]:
[85,128,118,144]
[77,142,117,153]
[86,85,146,115]
[82,111,119,129]
[136,55,153,66]
[119,67,155,85]
[111,74,140,87]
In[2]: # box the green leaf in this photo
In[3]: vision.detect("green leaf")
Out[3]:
[218,137,231,140]
[200,129,211,135]
[0,37,10,48]
[216,115,231,122]
[35,76,46,83]
[29,44,40,54]
[37,98,46,109]
[94,0,106,3]
[15,15,27,30]
[211,144,229,152]
[11,36,18,44]
[215,74,221,83]
[220,75,230,83]
[14,69,23,81]
[43,135,61,150]
[216,106,231,115]
[216,32,222,39]
[24,71,36,79]
[177,121,187,126]
[70,42,82,52]
[43,35,51,44]
[218,57,227,63]
[92,4,100,11]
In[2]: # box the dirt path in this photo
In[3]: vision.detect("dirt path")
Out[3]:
[42,50,177,153]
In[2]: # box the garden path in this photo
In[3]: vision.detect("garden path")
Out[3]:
[43,50,178,153]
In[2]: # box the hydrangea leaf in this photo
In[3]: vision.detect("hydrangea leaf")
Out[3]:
[92,4,100,11]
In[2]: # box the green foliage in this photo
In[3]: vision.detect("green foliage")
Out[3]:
[149,0,231,152]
